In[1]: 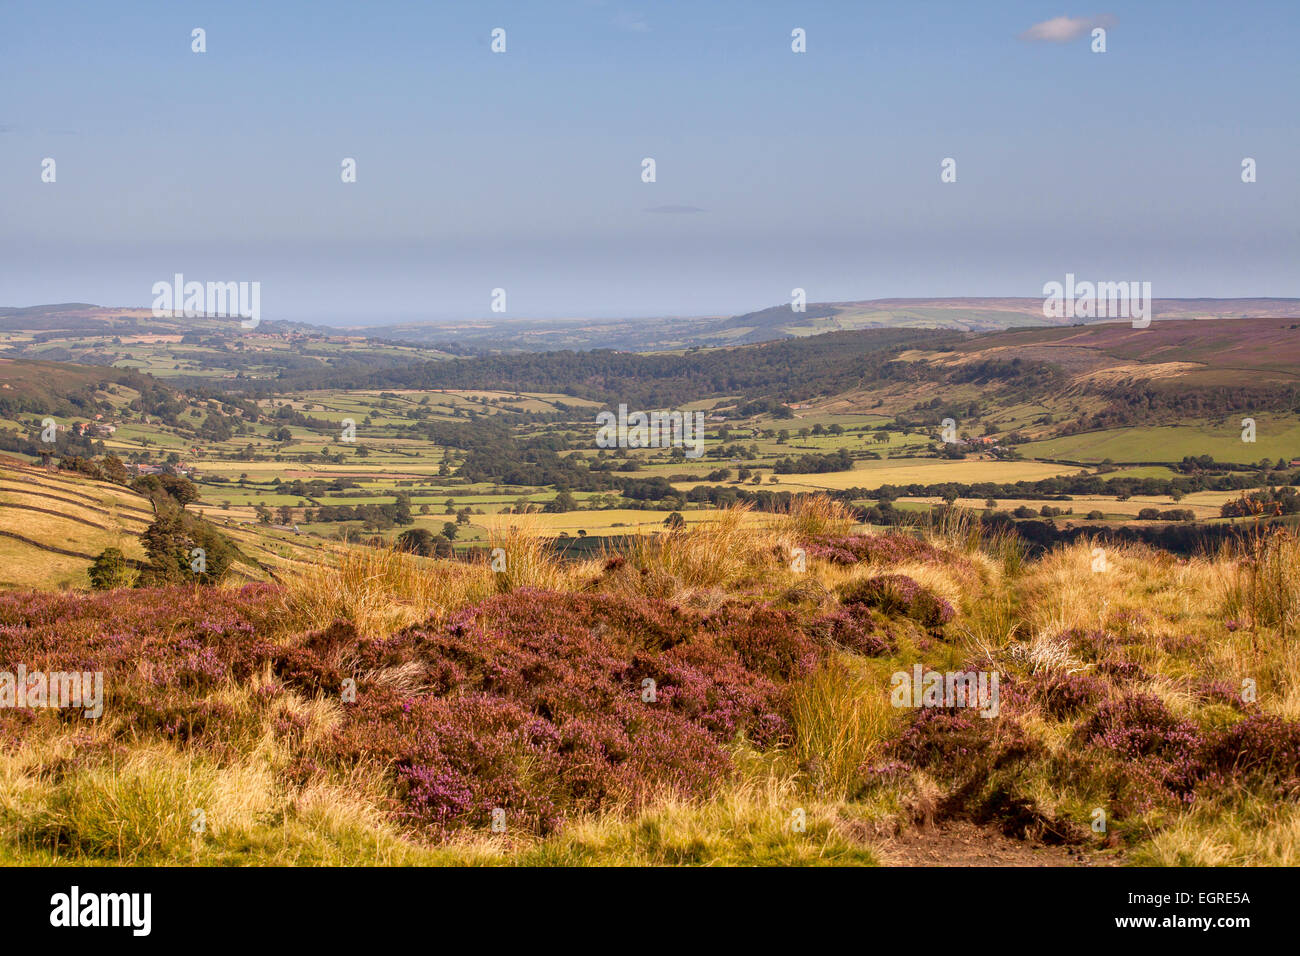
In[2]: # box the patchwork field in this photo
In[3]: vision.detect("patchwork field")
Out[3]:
[1025,419,1300,465]
[674,459,1086,494]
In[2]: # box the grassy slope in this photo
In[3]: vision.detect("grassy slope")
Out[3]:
[0,461,351,587]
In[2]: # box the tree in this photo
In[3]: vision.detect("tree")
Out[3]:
[100,454,130,485]
[545,490,578,513]
[442,521,459,541]
[131,473,200,508]
[663,511,686,530]
[89,547,136,590]
[139,508,235,586]
[392,493,413,525]
[397,527,435,556]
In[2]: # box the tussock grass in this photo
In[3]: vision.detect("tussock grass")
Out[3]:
[778,494,859,541]
[791,662,897,798]
[1133,800,1300,866]
[279,543,493,638]
[511,771,878,866]
[487,517,571,593]
[22,745,275,862]
[918,505,985,556]
[1219,527,1300,641]
[620,503,772,597]
[0,702,450,866]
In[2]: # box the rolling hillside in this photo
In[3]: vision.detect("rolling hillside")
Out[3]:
[0,459,350,590]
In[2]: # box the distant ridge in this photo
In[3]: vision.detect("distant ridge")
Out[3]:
[3,298,1298,353]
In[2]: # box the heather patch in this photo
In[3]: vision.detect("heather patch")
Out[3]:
[0,585,281,745]
[1096,659,1149,684]
[809,605,894,657]
[805,533,947,567]
[1076,695,1203,812]
[890,706,1034,769]
[838,574,955,629]
[281,590,823,836]
[1027,671,1106,720]
[1198,714,1300,797]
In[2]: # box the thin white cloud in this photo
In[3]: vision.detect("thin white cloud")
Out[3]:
[613,10,650,32]
[1019,14,1116,43]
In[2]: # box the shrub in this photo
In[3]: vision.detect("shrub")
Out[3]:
[1199,715,1300,796]
[838,574,954,628]
[1028,671,1105,719]
[1077,695,1203,811]
[804,533,944,567]
[88,547,137,590]
[810,606,893,656]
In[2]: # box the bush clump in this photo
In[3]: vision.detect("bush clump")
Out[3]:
[838,574,954,628]
[805,533,944,567]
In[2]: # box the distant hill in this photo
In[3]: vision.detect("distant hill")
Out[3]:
[353,297,1300,351]
[931,316,1300,389]
[5,297,1299,354]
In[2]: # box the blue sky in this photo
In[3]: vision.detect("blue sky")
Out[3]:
[2,0,1297,324]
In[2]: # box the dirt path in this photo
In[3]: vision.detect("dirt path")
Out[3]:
[878,820,1122,867]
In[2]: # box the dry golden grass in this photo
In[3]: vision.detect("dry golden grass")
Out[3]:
[487,516,573,592]
[278,543,494,639]
[791,662,897,798]
[1217,527,1300,640]
[775,494,858,541]
[616,503,776,599]
[1009,534,1300,721]
[514,759,880,865]
[1135,802,1300,866]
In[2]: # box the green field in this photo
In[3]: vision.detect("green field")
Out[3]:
[1025,417,1300,464]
